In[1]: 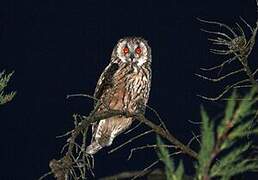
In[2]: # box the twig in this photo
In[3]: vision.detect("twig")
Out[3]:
[131,160,160,180]
[188,119,202,125]
[187,131,201,147]
[199,57,237,72]
[197,78,251,101]
[145,104,170,133]
[131,151,182,180]
[99,169,165,180]
[66,94,99,102]
[134,113,198,158]
[127,144,177,160]
[195,68,245,82]
[124,121,142,134]
[38,172,53,180]
[108,130,154,154]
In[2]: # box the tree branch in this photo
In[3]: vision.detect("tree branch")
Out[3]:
[45,107,197,180]
[71,110,197,158]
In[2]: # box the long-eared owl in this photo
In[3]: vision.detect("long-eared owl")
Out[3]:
[86,37,152,154]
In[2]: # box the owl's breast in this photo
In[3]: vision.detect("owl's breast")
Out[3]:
[111,70,147,111]
[98,64,150,114]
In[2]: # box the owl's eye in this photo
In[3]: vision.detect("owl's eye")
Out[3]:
[135,47,142,54]
[123,47,129,54]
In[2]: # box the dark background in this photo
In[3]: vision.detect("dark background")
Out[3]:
[0,0,257,179]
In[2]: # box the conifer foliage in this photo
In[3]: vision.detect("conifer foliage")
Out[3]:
[157,89,258,179]
[0,71,15,105]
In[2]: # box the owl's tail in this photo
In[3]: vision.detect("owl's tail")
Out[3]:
[86,142,103,155]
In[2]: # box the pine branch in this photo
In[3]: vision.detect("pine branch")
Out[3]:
[157,136,184,180]
[0,70,16,105]
[195,89,258,180]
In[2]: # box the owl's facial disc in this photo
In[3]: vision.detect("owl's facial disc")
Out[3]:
[116,38,149,67]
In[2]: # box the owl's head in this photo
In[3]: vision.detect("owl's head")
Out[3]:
[112,37,151,66]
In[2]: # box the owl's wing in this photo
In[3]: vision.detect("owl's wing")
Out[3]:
[91,62,119,139]
[94,62,119,101]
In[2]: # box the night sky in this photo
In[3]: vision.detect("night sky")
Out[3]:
[0,0,257,179]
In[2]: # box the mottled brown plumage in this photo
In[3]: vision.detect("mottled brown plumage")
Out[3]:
[86,37,152,154]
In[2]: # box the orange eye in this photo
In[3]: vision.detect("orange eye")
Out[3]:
[123,47,129,54]
[135,47,142,54]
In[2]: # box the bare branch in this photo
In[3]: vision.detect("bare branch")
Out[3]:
[131,160,160,180]
[124,121,143,134]
[188,119,202,125]
[187,131,201,147]
[240,16,254,33]
[108,130,154,154]
[195,68,245,82]
[197,18,237,37]
[127,144,177,160]
[99,169,165,180]
[145,104,170,133]
[200,29,232,40]
[131,151,181,180]
[66,94,99,102]
[197,79,250,101]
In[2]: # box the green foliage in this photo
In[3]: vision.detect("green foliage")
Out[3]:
[206,88,258,179]
[157,136,184,180]
[0,71,16,105]
[218,89,257,149]
[210,143,255,178]
[195,106,215,177]
[217,90,237,136]
[156,89,258,180]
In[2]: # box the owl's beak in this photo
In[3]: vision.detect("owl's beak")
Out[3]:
[129,53,135,61]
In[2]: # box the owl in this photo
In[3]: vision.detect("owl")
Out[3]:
[86,37,152,154]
